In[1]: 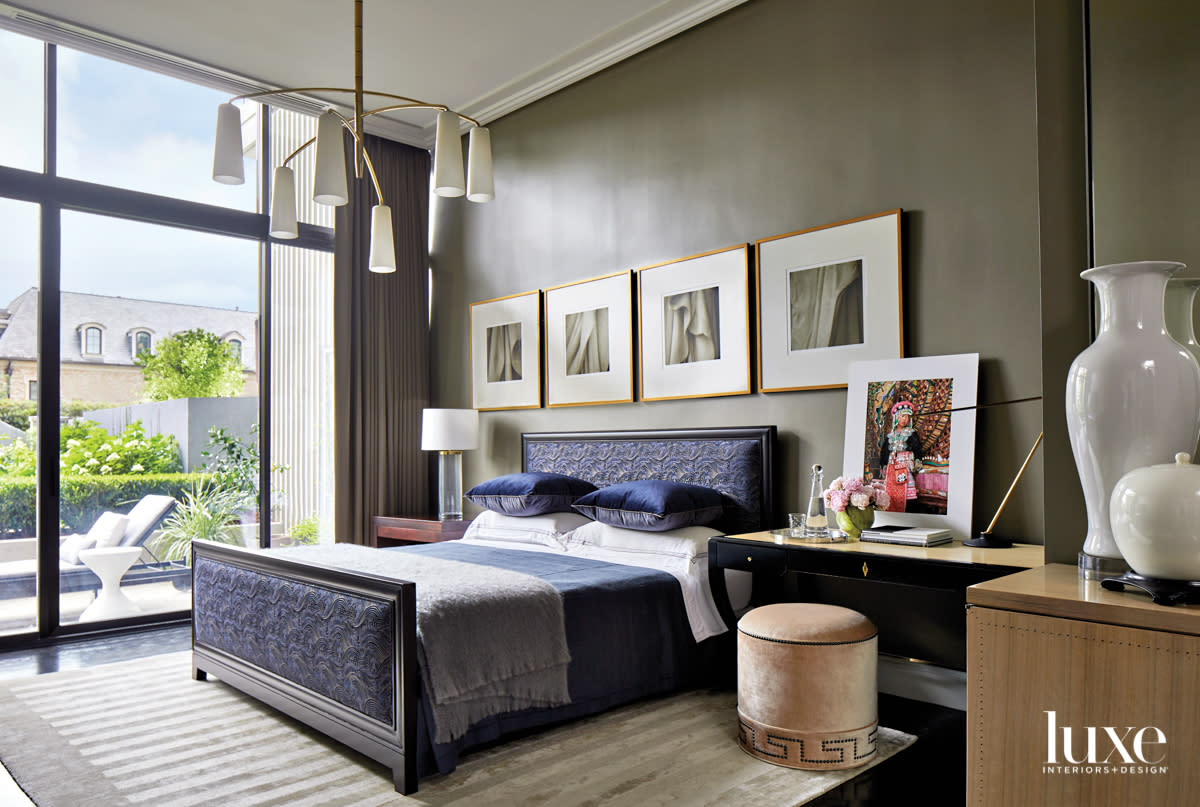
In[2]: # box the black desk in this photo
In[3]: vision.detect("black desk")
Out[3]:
[709,531,1043,670]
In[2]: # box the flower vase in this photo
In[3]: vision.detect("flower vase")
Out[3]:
[1065,261,1200,562]
[835,506,875,541]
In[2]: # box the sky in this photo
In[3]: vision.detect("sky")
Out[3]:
[0,29,261,313]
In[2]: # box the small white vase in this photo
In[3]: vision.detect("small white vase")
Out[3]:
[1110,453,1200,581]
[1065,261,1200,560]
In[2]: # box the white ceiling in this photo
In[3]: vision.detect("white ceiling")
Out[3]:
[2,0,747,145]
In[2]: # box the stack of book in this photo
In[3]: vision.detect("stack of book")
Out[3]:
[859,525,953,546]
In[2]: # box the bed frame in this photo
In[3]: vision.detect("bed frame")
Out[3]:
[191,425,776,794]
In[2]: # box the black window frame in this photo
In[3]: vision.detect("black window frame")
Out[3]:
[0,38,335,648]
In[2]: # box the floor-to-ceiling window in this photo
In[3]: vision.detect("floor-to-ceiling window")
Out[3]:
[0,27,335,641]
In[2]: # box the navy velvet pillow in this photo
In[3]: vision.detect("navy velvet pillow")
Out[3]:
[571,480,724,532]
[466,472,597,517]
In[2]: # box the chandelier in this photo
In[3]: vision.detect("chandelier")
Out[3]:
[210,0,494,273]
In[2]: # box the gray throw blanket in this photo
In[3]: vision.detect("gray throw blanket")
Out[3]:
[275,544,572,743]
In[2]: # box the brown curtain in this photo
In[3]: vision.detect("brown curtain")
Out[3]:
[334,134,431,544]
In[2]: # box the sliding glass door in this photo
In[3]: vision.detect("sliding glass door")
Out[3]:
[0,198,41,637]
[0,28,335,642]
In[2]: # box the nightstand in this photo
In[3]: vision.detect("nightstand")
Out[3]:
[371,515,474,547]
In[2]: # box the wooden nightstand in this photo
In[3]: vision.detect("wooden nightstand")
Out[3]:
[371,515,474,547]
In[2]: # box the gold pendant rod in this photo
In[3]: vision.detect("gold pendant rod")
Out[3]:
[354,0,364,179]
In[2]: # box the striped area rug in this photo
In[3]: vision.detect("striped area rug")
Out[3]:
[0,652,915,806]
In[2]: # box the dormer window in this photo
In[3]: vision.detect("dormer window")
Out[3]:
[133,330,152,357]
[222,331,247,366]
[83,325,103,355]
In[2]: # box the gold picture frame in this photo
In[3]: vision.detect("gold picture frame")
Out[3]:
[544,271,635,407]
[637,244,752,402]
[469,290,542,411]
[756,209,904,392]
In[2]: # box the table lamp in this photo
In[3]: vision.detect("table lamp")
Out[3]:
[421,408,479,520]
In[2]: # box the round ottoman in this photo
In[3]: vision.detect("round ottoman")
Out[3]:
[736,603,878,770]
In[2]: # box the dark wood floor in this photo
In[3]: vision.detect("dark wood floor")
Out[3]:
[810,693,966,806]
[0,627,967,805]
[0,624,192,680]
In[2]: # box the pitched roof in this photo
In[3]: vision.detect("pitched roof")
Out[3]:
[0,288,258,371]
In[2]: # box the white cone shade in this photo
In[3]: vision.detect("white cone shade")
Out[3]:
[432,110,466,197]
[313,111,349,206]
[212,103,245,185]
[466,126,494,203]
[368,205,396,273]
[269,166,299,239]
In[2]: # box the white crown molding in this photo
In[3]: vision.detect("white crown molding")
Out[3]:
[1,0,749,149]
[461,0,749,127]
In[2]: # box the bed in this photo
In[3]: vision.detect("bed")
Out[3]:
[190,426,776,794]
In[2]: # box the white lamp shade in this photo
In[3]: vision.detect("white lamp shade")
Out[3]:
[432,109,466,197]
[269,166,299,239]
[212,103,245,185]
[466,126,494,203]
[421,408,479,451]
[368,204,396,273]
[313,111,349,206]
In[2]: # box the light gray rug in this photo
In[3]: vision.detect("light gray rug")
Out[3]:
[0,652,915,806]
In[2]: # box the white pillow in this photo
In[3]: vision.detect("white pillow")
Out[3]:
[462,510,591,550]
[59,533,96,565]
[87,512,131,548]
[564,520,720,561]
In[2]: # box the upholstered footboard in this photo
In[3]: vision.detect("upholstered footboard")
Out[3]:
[190,540,419,794]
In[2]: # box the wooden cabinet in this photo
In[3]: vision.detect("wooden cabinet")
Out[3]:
[371,515,473,547]
[967,564,1200,806]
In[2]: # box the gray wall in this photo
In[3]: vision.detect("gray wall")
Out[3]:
[1090,0,1200,272]
[432,0,1093,552]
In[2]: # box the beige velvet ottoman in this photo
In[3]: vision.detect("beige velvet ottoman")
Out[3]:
[736,602,878,770]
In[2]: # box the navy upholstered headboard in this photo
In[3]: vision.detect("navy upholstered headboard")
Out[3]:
[522,426,777,535]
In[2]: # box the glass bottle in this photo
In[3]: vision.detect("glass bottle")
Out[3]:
[804,464,829,537]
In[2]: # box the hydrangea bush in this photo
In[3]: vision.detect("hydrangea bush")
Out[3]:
[59,420,182,476]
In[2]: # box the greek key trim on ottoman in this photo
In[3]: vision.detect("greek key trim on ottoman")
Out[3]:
[737,709,879,770]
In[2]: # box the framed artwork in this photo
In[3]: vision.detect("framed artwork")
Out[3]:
[757,209,903,392]
[637,244,752,402]
[842,353,979,539]
[544,271,634,407]
[469,290,542,411]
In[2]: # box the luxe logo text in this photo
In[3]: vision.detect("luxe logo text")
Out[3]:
[1041,711,1167,775]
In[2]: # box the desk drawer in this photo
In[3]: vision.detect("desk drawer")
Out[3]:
[714,541,787,574]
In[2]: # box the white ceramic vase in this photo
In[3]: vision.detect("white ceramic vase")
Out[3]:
[1065,261,1200,560]
[1110,453,1200,580]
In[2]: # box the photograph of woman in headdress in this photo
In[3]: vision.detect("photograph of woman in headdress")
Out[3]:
[879,400,922,511]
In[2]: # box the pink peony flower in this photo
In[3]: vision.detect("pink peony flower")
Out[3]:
[826,489,851,512]
[850,492,872,510]
[875,489,890,509]
[843,477,864,494]
[828,477,844,491]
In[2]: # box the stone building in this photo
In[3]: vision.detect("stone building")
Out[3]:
[0,288,258,404]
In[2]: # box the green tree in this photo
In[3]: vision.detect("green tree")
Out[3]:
[137,328,245,401]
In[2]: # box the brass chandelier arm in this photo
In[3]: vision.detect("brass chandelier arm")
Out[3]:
[226,87,481,127]
[281,137,316,167]
[359,102,480,127]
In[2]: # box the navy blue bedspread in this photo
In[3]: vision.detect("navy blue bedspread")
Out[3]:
[388,542,705,777]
